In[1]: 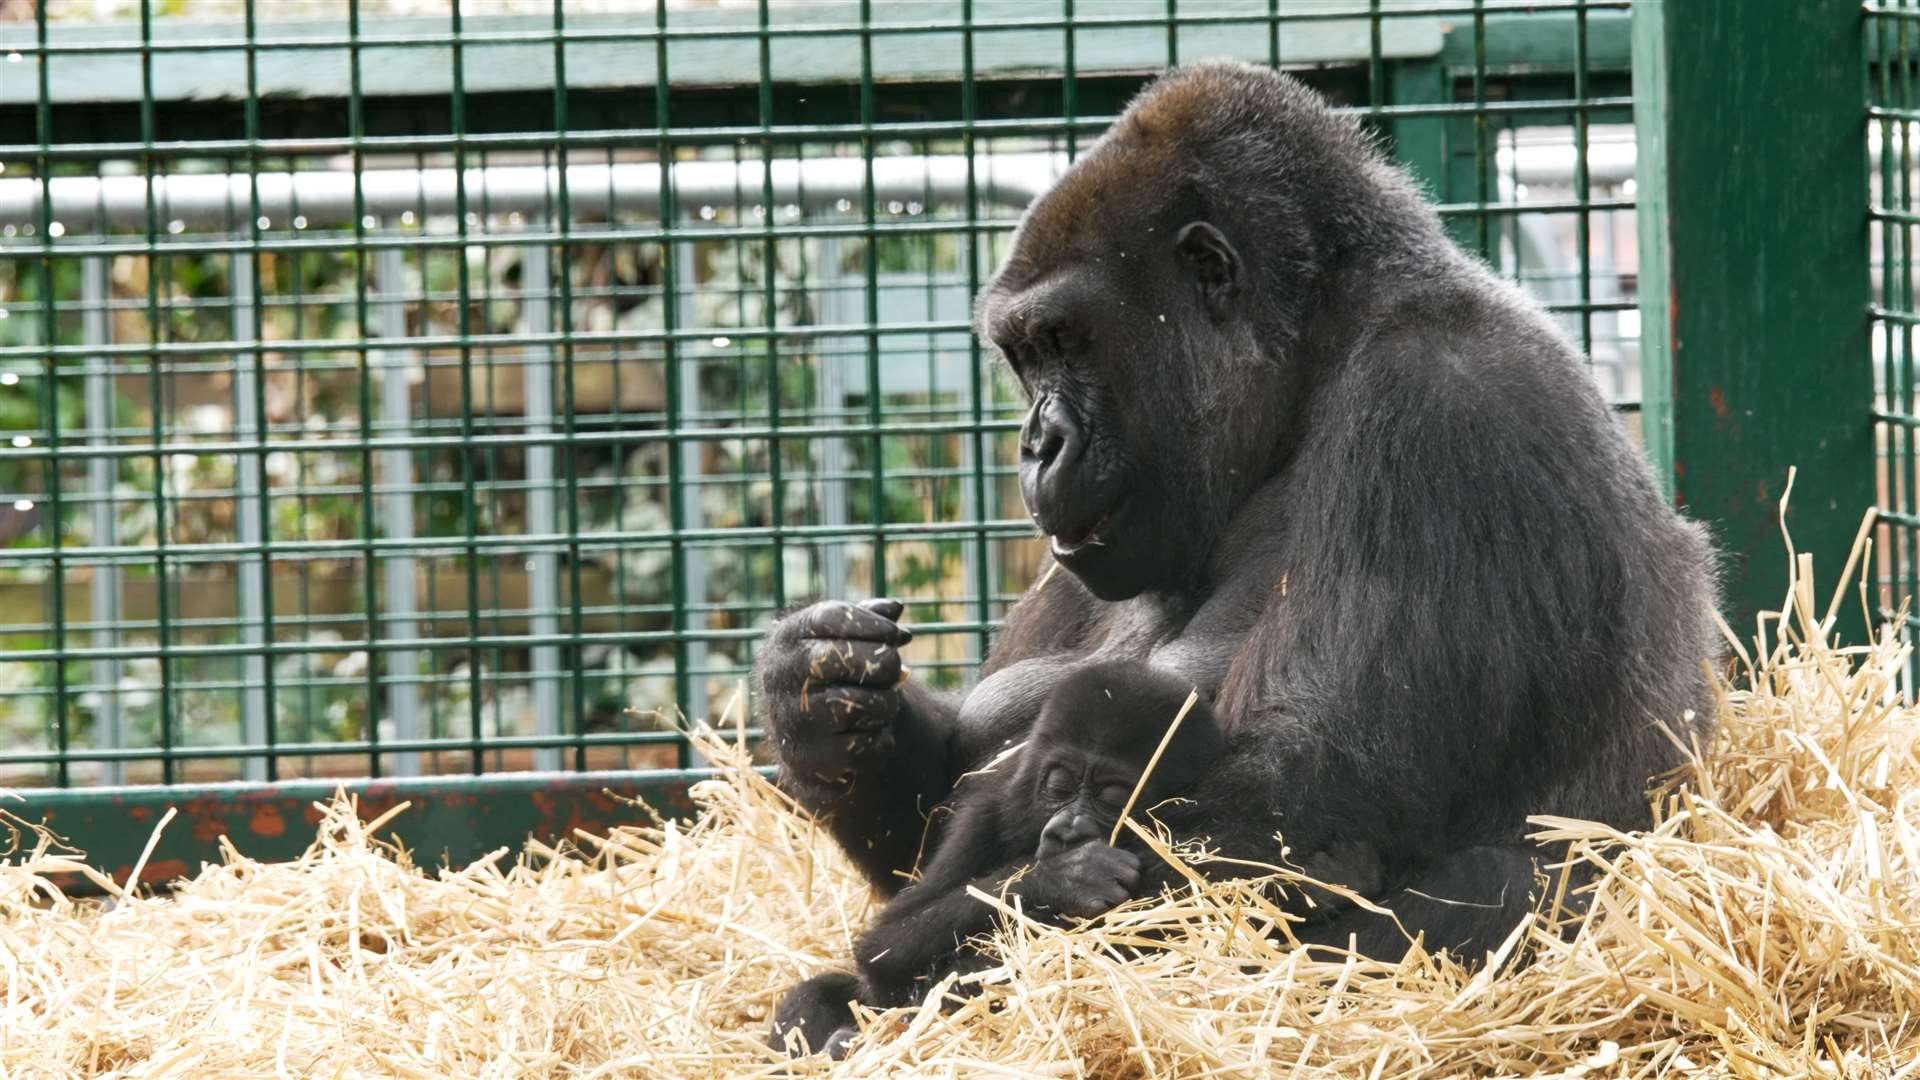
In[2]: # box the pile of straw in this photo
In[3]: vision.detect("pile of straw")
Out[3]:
[4,521,1918,1078]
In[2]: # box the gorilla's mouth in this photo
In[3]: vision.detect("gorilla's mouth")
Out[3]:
[1049,502,1122,559]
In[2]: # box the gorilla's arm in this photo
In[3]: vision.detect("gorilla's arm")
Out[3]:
[755,599,966,891]
[757,569,1105,892]
[857,836,1140,1005]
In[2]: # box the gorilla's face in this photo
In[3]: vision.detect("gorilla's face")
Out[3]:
[991,301,1139,596]
[979,148,1276,601]
[980,261,1157,600]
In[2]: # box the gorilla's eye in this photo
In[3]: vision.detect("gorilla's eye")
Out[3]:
[999,344,1036,386]
[1041,323,1085,359]
[1042,767,1075,802]
[1098,784,1132,810]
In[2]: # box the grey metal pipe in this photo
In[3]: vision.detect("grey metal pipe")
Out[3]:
[229,254,269,782]
[0,153,1067,231]
[372,248,424,777]
[520,234,562,772]
[0,143,1639,231]
[80,257,123,786]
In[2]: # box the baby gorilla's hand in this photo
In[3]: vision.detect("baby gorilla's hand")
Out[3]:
[1296,839,1384,897]
[1016,840,1141,919]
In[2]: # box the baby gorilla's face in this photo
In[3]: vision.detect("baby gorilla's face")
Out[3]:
[1031,753,1140,859]
[1020,661,1226,861]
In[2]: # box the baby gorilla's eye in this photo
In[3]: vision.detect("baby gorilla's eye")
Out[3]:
[1098,784,1132,810]
[1042,767,1075,801]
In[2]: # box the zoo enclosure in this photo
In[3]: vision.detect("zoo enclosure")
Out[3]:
[0,1,1873,876]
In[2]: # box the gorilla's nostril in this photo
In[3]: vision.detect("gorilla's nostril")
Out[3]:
[1020,393,1079,472]
[1029,428,1065,467]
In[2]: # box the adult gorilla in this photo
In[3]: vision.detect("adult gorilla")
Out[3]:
[755,62,1717,959]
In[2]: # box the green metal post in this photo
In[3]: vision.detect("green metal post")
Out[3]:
[1633,0,1875,634]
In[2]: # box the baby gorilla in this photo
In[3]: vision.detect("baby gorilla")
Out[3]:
[768,662,1225,1058]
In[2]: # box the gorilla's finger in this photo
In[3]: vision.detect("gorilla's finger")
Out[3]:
[806,638,903,687]
[798,600,912,645]
[1083,841,1138,867]
[858,596,906,623]
[800,683,899,733]
[1067,888,1126,918]
[1083,846,1140,888]
[825,1025,857,1061]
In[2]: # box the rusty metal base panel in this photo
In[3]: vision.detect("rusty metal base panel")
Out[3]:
[10,769,723,891]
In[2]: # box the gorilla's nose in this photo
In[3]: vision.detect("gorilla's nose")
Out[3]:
[1020,392,1078,468]
[1039,811,1101,856]
[1019,393,1087,525]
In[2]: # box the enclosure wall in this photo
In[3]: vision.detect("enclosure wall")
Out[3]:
[0,0,1641,871]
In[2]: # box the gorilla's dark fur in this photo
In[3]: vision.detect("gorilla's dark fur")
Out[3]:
[756,62,1718,969]
[769,664,1231,1058]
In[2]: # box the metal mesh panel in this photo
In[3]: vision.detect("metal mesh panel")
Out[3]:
[1872,1,1920,663]
[0,0,1635,789]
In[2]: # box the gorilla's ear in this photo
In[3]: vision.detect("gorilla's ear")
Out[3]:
[1175,221,1242,317]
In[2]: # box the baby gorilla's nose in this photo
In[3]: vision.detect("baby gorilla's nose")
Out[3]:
[1036,810,1104,859]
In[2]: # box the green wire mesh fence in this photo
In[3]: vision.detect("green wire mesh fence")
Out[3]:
[1872,2,1920,652]
[0,1,1637,792]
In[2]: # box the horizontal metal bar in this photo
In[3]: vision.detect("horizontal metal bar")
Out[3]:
[0,217,1023,261]
[11,769,726,889]
[0,154,1060,231]
[0,120,1103,161]
[7,14,1422,55]
[0,654,989,697]
[1432,196,1635,216]
[0,731,715,767]
[1,100,1636,161]
[0,654,993,698]
[0,4,1456,109]
[0,591,1027,641]
[0,460,1022,507]
[1873,506,1920,529]
[0,671,725,700]
[4,279,982,321]
[0,3,1625,59]
[0,616,1009,665]
[0,289,1633,362]
[0,318,984,363]
[0,516,1036,567]
[0,416,1024,465]
[1,194,1634,261]
[0,166,1633,236]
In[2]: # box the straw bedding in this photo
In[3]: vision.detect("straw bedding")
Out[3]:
[4,523,1918,1078]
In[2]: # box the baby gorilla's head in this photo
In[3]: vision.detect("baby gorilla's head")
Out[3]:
[1022,662,1226,858]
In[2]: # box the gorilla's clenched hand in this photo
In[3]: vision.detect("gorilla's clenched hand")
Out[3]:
[758,598,913,792]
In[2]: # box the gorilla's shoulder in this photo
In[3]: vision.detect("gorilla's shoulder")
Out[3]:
[1341,266,1593,403]
[1311,267,1624,495]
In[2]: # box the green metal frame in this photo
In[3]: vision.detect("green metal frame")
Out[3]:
[0,1,1642,883]
[23,768,705,887]
[1634,0,1876,638]
[1869,0,1920,660]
